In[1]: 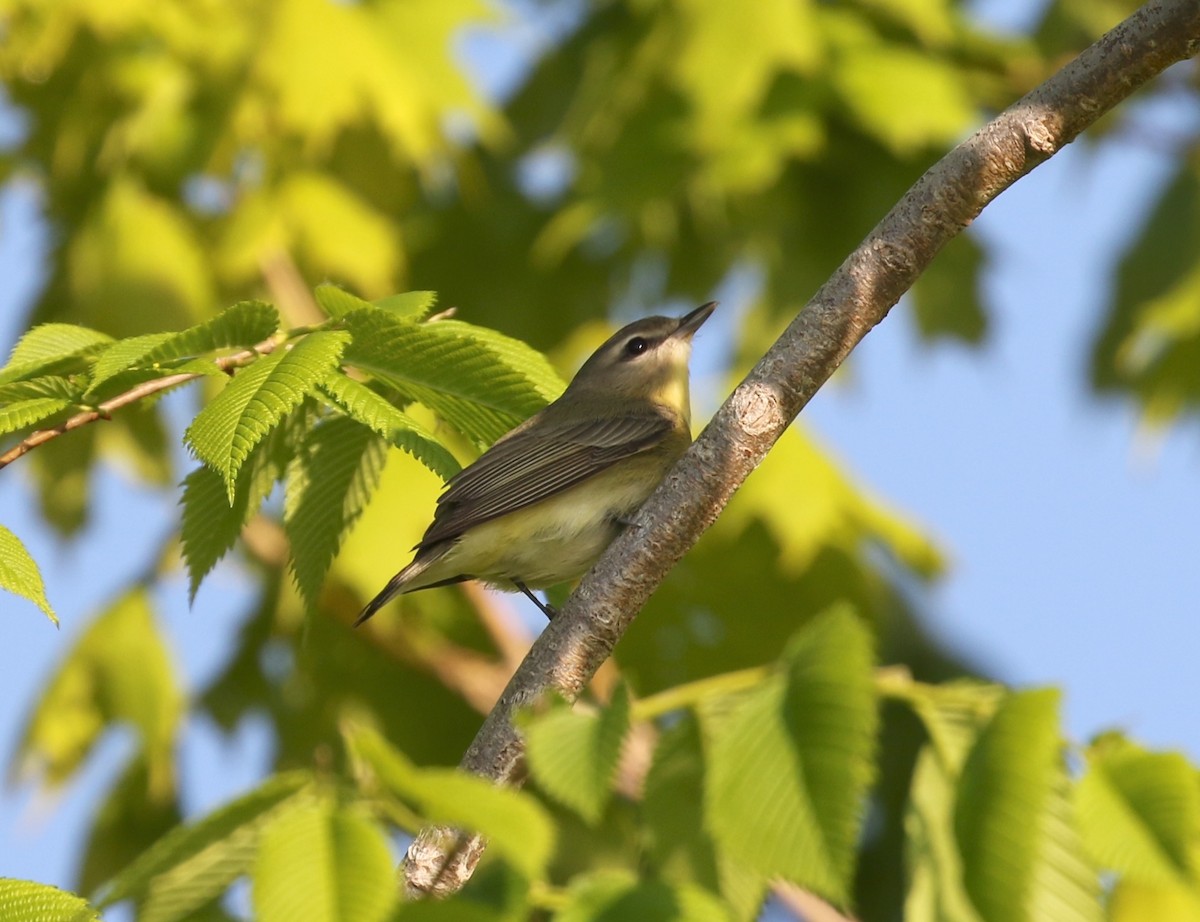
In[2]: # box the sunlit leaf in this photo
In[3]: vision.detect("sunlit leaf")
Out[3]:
[0,397,73,437]
[345,723,554,880]
[0,524,55,624]
[705,607,877,903]
[284,417,387,608]
[0,878,99,922]
[185,331,349,502]
[555,868,731,922]
[12,589,181,791]
[98,771,314,922]
[0,324,113,386]
[252,799,395,922]
[318,372,460,479]
[525,685,630,824]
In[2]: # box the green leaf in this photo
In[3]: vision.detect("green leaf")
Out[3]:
[955,689,1062,922]
[0,324,113,386]
[252,799,396,922]
[1076,740,1199,885]
[85,301,280,396]
[0,397,73,437]
[0,376,82,402]
[373,291,438,319]
[0,879,100,922]
[642,715,766,919]
[704,607,877,903]
[284,417,387,608]
[11,588,182,789]
[98,771,314,921]
[314,285,375,320]
[912,232,988,344]
[555,869,732,922]
[318,372,460,479]
[342,311,562,447]
[524,684,630,824]
[185,331,349,502]
[0,524,56,624]
[180,417,302,601]
[345,723,554,880]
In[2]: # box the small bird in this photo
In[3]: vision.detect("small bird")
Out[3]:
[355,301,716,625]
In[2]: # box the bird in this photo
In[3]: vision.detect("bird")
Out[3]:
[355,301,716,625]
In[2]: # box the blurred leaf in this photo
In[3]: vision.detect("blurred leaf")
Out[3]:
[0,878,99,922]
[78,755,181,898]
[524,685,630,824]
[12,588,182,791]
[955,689,1062,922]
[318,372,460,479]
[284,417,387,608]
[343,311,562,448]
[642,715,765,919]
[346,723,554,880]
[1076,739,1199,886]
[1108,879,1200,922]
[185,331,350,502]
[98,771,313,922]
[0,523,56,624]
[705,608,877,903]
[66,177,213,337]
[555,869,732,922]
[252,798,396,922]
[912,233,988,343]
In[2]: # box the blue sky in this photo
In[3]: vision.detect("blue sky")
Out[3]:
[2,2,1200,908]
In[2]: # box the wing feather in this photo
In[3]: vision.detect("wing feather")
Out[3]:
[417,411,675,548]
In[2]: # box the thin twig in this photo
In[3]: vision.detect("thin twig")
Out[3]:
[402,0,1200,898]
[0,335,285,470]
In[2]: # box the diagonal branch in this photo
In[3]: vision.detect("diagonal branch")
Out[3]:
[402,0,1200,898]
[0,336,288,471]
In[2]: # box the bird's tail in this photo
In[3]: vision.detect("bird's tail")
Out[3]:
[354,549,445,627]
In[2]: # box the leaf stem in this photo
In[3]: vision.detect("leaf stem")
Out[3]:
[0,329,289,471]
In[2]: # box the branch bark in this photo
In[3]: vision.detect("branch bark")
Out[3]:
[402,0,1200,898]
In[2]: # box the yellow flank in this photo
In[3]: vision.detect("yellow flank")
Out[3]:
[409,450,682,590]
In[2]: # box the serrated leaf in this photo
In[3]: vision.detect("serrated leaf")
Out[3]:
[704,607,877,904]
[0,324,113,386]
[955,689,1062,922]
[0,524,56,624]
[97,771,313,921]
[252,799,396,922]
[185,332,349,502]
[342,311,562,448]
[315,285,375,319]
[555,869,731,922]
[12,589,181,790]
[284,417,387,608]
[0,878,100,922]
[524,685,630,824]
[0,376,83,402]
[180,417,302,600]
[374,291,437,319]
[318,372,459,479]
[0,397,73,437]
[86,301,281,396]
[1076,741,1199,886]
[345,723,554,880]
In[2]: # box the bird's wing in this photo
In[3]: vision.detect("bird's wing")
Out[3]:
[417,411,676,548]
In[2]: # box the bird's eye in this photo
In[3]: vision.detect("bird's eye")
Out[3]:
[624,337,649,357]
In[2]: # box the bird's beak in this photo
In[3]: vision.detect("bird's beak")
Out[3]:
[673,301,717,341]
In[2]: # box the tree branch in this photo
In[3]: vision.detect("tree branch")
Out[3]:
[0,335,288,471]
[402,0,1200,898]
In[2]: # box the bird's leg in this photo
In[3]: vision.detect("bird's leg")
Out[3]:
[513,579,558,620]
[611,514,641,530]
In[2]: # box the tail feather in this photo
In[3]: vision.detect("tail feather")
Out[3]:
[355,548,449,627]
